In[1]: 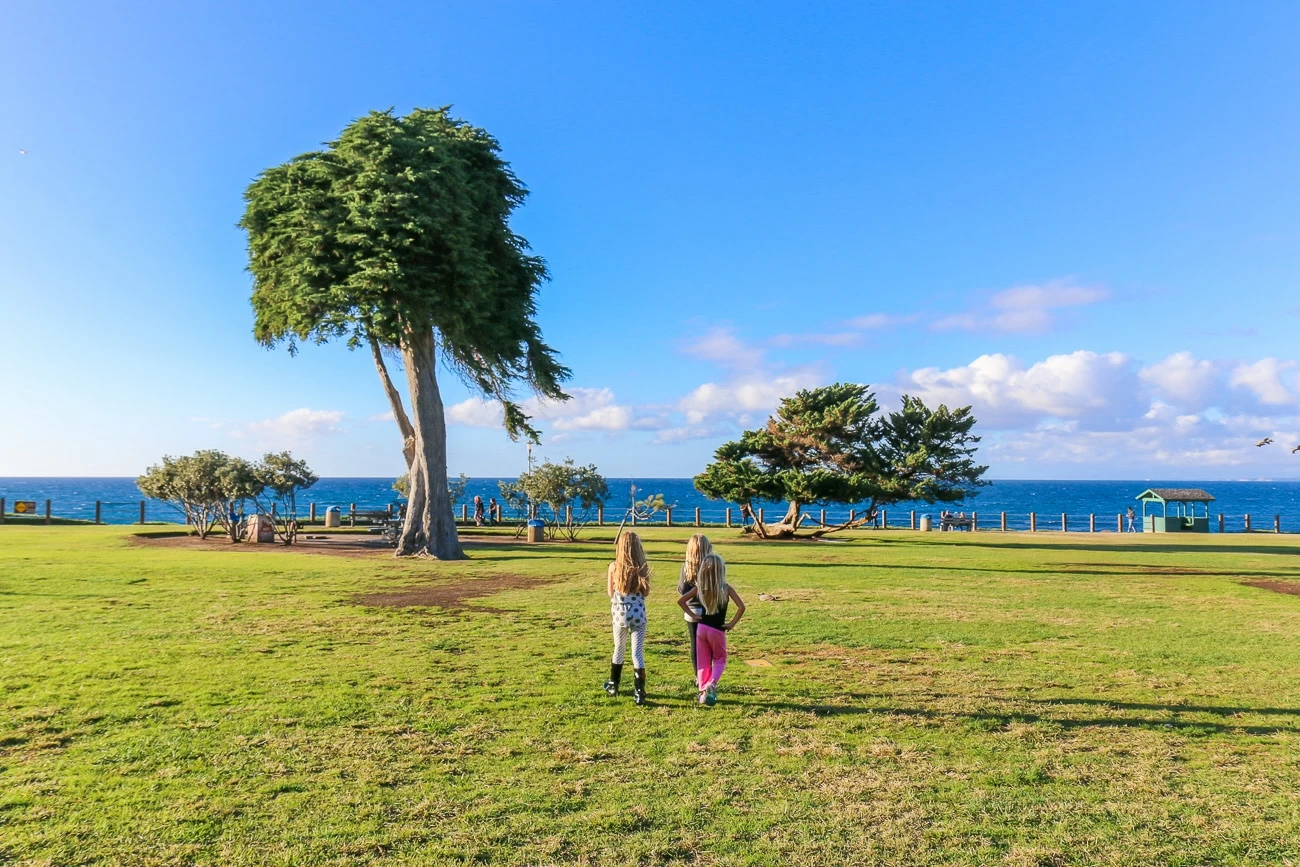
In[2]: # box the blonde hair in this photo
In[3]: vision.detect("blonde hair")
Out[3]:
[696,552,727,615]
[682,534,712,586]
[611,531,651,595]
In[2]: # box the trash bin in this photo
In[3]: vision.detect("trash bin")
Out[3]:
[526,519,546,543]
[324,506,341,528]
[919,514,932,532]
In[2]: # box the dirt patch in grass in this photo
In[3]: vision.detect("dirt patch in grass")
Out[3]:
[352,573,559,610]
[131,531,528,559]
[1242,579,1300,597]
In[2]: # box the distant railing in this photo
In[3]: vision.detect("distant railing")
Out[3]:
[2,493,1296,535]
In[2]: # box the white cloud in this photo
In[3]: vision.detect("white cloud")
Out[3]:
[683,327,765,368]
[1230,359,1296,406]
[368,410,396,423]
[679,367,825,425]
[849,313,921,330]
[239,408,345,443]
[934,279,1107,334]
[447,397,504,428]
[895,351,1142,430]
[767,331,863,349]
[1139,352,1219,408]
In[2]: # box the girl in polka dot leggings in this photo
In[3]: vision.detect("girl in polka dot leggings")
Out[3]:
[603,531,651,705]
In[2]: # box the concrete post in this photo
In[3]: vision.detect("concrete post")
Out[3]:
[821,508,827,526]
[309,503,317,522]
[1061,513,1067,533]
[1275,515,1281,533]
[1000,511,1007,532]
[1117,514,1123,533]
[972,512,978,532]
[726,507,732,528]
[597,505,604,525]
[45,499,51,525]
[0,498,5,523]
[1089,513,1095,533]
[910,510,916,530]
[1030,512,1037,532]
[96,501,102,524]
[1218,514,1224,533]
[695,507,701,527]
[139,501,146,524]
[1245,514,1252,532]
[665,507,672,527]
[881,510,888,529]
[349,503,356,526]
[758,507,764,524]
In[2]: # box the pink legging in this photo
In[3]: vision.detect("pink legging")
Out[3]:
[695,624,728,690]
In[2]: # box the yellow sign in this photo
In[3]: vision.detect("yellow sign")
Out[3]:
[13,500,38,514]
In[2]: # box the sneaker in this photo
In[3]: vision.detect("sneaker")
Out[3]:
[697,690,708,705]
[704,685,717,707]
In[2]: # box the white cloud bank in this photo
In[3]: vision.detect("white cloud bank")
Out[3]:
[236,408,346,445]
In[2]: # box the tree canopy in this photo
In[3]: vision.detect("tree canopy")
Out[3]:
[694,383,987,539]
[241,107,569,558]
[500,458,608,540]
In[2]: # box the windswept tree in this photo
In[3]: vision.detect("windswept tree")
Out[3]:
[694,383,987,539]
[241,107,569,559]
[502,458,608,540]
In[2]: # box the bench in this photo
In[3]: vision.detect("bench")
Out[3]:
[939,515,973,532]
[354,509,403,545]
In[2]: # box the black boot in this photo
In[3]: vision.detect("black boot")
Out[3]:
[632,669,647,705]
[603,663,623,697]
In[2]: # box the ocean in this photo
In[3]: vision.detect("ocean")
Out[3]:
[4,477,1300,532]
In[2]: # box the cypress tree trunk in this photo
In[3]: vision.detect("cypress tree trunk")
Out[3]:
[394,329,466,559]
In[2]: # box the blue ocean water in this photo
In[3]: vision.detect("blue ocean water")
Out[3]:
[4,477,1300,532]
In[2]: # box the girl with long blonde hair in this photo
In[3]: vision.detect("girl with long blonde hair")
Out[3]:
[603,531,652,705]
[677,552,746,706]
[678,534,713,676]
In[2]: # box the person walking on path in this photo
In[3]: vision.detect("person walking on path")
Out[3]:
[603,531,652,705]
[487,497,498,525]
[1126,506,1137,533]
[473,495,485,527]
[678,534,713,677]
[678,552,746,707]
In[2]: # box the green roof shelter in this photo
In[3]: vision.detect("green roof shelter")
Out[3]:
[1135,488,1215,533]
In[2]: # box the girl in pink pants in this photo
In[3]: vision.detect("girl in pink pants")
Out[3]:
[677,553,746,706]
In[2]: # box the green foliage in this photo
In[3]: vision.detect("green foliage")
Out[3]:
[511,458,608,539]
[251,452,318,545]
[137,450,263,540]
[240,107,569,441]
[695,383,987,535]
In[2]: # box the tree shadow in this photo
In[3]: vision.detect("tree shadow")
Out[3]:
[723,559,1300,581]
[866,536,1299,558]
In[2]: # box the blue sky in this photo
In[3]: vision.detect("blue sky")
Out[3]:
[2,1,1298,479]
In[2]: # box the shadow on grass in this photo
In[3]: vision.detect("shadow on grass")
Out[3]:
[722,559,1300,581]
[867,536,1299,558]
[746,698,1300,735]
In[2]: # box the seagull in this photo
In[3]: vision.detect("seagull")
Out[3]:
[1256,437,1273,447]
[1292,444,1300,454]
[757,593,777,602]
[18,149,27,155]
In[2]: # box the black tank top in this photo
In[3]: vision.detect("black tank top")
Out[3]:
[699,598,728,629]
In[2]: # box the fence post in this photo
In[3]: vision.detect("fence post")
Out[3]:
[598,504,604,526]
[695,507,701,527]
[1000,511,1006,532]
[566,505,573,525]
[460,504,467,521]
[139,500,146,524]
[849,509,856,524]
[388,503,395,519]
[758,507,764,524]
[309,503,317,522]
[1061,512,1067,533]
[0,498,5,523]
[821,508,827,526]
[1030,512,1037,532]
[350,503,356,526]
[1218,513,1224,533]
[1275,515,1281,534]
[1245,514,1251,532]
[726,507,732,528]
[972,511,978,532]
[96,501,102,524]
[910,510,916,530]
[882,510,888,529]
[45,499,51,525]
[1117,513,1123,533]
[1089,513,1095,533]
[271,503,277,520]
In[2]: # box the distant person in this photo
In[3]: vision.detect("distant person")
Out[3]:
[603,531,651,705]
[1126,506,1137,532]
[473,495,484,527]
[678,534,713,677]
[678,552,746,707]
[487,496,498,525]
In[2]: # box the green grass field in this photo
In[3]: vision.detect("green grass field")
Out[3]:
[3,525,1300,865]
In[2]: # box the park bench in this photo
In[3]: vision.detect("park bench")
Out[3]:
[939,514,973,532]
[355,509,403,546]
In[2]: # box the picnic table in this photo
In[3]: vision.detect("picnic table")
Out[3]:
[355,509,403,546]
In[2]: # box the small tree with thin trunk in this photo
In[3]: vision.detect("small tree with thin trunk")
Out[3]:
[213,457,263,542]
[137,451,230,539]
[694,383,987,539]
[251,452,318,545]
[242,107,569,560]
[510,458,608,540]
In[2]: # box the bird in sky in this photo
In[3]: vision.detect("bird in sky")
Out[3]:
[18,148,28,155]
[1292,444,1300,454]
[1256,437,1273,447]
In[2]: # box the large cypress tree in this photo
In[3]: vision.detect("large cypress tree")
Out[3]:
[241,107,569,559]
